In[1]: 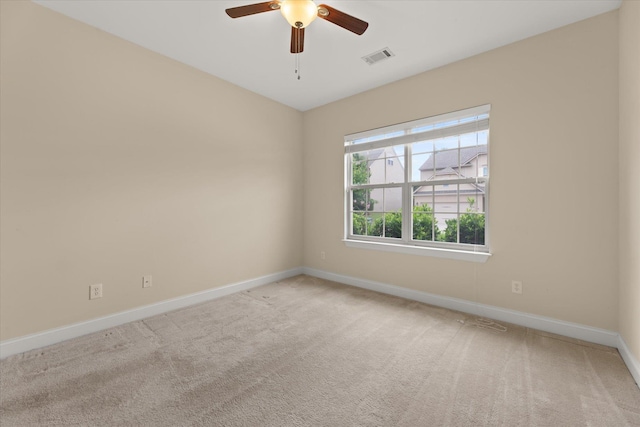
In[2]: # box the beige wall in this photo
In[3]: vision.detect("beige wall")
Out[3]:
[619,1,640,363]
[0,1,303,340]
[304,12,620,330]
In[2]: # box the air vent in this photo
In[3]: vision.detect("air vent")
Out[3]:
[362,47,395,65]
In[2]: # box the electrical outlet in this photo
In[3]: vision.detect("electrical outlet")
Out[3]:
[320,251,326,260]
[511,280,523,295]
[89,283,103,300]
[142,275,152,288]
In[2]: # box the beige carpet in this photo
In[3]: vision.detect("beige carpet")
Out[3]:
[1,275,638,426]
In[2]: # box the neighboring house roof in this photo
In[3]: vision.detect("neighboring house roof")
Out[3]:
[419,145,487,172]
[434,166,458,176]
[366,148,386,162]
[413,161,486,196]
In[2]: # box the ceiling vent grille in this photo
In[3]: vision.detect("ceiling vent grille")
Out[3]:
[362,47,395,65]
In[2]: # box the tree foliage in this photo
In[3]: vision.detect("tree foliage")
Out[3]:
[351,153,378,235]
[351,154,375,211]
[363,205,441,240]
[369,212,402,238]
[352,212,368,235]
[442,198,485,245]
[412,204,439,241]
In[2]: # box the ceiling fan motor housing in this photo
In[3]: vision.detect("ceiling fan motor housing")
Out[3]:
[280,0,318,29]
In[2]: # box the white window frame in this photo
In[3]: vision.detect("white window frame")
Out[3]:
[344,105,491,263]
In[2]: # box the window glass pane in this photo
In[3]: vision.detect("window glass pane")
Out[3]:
[358,187,403,239]
[352,189,374,212]
[433,149,459,179]
[434,136,459,151]
[367,213,384,237]
[412,186,437,241]
[368,187,383,212]
[413,185,434,210]
[383,187,402,212]
[368,211,401,239]
[438,213,456,243]
[459,188,485,215]
[433,184,457,213]
[351,153,369,185]
[412,205,436,241]
[412,152,432,182]
[458,144,488,178]
[384,155,404,184]
[412,140,434,154]
[357,148,404,185]
[434,188,486,245]
[368,155,383,184]
[434,184,457,242]
[460,131,485,147]
[352,212,367,236]
[457,191,485,245]
[383,211,402,238]
[354,186,401,216]
[459,214,485,245]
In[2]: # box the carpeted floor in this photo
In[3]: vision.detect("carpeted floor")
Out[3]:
[1,275,639,426]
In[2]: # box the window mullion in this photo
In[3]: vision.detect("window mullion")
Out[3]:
[457,136,461,244]
[412,177,479,187]
[351,183,405,190]
[456,183,460,244]
[403,143,412,243]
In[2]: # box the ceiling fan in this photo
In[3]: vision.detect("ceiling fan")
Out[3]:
[225,0,369,54]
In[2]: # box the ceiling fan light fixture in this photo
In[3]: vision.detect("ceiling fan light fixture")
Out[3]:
[280,0,318,28]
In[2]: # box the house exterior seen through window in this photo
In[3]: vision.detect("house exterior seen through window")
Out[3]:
[345,105,490,254]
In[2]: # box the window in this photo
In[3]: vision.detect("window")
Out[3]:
[345,105,490,261]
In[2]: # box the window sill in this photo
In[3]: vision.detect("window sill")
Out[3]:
[343,239,491,263]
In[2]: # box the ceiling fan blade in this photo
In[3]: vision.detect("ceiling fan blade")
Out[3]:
[225,1,279,19]
[317,4,368,35]
[291,27,305,54]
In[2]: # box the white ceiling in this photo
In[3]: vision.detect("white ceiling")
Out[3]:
[34,0,621,111]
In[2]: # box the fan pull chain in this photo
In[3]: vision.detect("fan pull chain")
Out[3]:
[295,53,301,80]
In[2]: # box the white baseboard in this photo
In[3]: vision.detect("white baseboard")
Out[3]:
[303,267,640,390]
[618,335,640,388]
[0,268,303,359]
[302,267,620,348]
[3,266,638,391]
